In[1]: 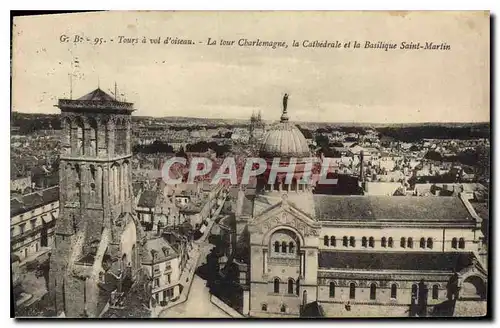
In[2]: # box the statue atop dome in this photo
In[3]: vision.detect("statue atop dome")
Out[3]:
[281,93,289,122]
[283,93,289,112]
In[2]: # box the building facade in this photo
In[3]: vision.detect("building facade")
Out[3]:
[11,185,59,261]
[231,105,487,318]
[142,237,184,307]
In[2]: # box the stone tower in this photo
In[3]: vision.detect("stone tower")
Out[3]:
[49,88,141,317]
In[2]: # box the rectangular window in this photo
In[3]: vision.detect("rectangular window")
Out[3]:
[30,219,36,230]
[167,274,171,284]
[155,278,160,288]
[19,223,26,234]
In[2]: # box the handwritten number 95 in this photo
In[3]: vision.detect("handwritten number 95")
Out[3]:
[94,37,104,45]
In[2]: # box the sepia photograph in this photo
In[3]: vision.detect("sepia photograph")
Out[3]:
[10,10,490,319]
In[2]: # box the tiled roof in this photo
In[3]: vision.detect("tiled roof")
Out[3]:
[178,203,201,214]
[318,251,474,272]
[137,190,158,208]
[472,203,489,221]
[313,195,472,223]
[77,88,116,102]
[141,237,178,264]
[10,185,59,216]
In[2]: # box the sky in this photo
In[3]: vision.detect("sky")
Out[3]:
[12,11,490,123]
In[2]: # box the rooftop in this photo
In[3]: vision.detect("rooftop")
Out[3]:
[137,190,159,208]
[57,88,135,113]
[11,185,59,216]
[313,195,472,223]
[141,237,178,264]
[318,251,475,272]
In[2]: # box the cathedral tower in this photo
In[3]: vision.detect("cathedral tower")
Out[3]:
[49,88,140,317]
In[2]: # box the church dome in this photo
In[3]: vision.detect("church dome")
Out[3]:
[259,100,310,158]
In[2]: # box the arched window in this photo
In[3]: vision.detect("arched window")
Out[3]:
[281,241,287,253]
[381,237,387,248]
[369,283,377,300]
[388,237,394,248]
[349,283,356,299]
[390,284,397,299]
[323,235,329,246]
[458,238,465,249]
[432,285,439,299]
[288,278,294,294]
[330,236,336,247]
[289,242,295,253]
[74,117,84,156]
[420,237,426,249]
[75,182,81,200]
[427,238,433,249]
[411,284,418,300]
[274,241,280,253]
[62,117,71,148]
[280,304,287,313]
[88,118,98,156]
[273,278,280,293]
[261,303,267,311]
[400,237,406,248]
[407,237,413,249]
[362,237,367,248]
[329,282,335,298]
[343,236,348,247]
[451,237,458,249]
[349,236,356,247]
[369,237,375,248]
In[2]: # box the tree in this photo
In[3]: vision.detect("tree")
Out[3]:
[424,150,442,162]
[409,145,420,152]
[315,135,329,148]
[175,146,187,159]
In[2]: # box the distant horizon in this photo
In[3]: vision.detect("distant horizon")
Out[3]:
[11,109,490,126]
[12,12,489,124]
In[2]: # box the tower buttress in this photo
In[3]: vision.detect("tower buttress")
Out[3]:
[49,88,136,317]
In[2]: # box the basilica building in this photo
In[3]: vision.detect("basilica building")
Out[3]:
[231,104,487,318]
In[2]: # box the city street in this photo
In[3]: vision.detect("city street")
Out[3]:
[159,274,229,318]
